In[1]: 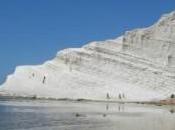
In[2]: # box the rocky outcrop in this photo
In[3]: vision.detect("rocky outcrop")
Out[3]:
[1,11,175,102]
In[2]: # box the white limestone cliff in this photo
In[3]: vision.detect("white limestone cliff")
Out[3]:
[1,11,175,102]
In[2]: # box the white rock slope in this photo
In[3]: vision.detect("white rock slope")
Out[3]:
[1,11,175,101]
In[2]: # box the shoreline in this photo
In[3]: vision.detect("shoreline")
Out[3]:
[0,95,174,106]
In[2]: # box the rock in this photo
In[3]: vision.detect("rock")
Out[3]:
[1,11,175,102]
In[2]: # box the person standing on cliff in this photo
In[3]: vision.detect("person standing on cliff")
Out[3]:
[43,76,46,84]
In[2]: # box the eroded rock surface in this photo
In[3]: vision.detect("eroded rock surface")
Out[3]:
[1,11,175,101]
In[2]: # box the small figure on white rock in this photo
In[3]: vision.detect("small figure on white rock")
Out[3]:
[170,94,175,99]
[42,76,46,84]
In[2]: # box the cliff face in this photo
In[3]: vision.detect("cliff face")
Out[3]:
[1,11,175,101]
[123,11,175,67]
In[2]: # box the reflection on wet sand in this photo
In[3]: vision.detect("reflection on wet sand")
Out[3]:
[169,107,175,114]
[105,103,125,112]
[0,100,175,130]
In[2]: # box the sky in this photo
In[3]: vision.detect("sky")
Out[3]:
[0,0,175,84]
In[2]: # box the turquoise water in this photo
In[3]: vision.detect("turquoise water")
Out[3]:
[0,99,175,130]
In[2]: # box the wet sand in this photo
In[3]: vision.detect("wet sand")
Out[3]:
[0,99,175,130]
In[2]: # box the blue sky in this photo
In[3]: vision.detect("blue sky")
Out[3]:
[0,0,175,84]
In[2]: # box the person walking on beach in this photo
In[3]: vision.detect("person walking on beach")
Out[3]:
[119,93,122,100]
[106,93,110,100]
[122,93,125,99]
